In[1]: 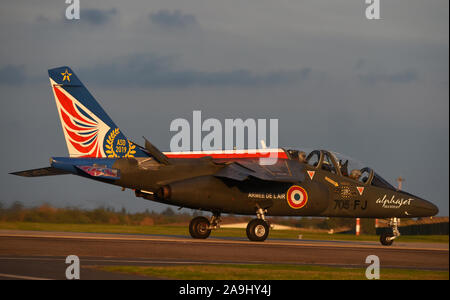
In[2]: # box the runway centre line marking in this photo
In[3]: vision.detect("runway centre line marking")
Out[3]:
[0,233,446,252]
[0,272,52,280]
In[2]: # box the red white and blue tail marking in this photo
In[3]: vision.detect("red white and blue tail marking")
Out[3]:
[50,78,110,158]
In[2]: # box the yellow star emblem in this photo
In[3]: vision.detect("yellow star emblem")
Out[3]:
[61,69,72,82]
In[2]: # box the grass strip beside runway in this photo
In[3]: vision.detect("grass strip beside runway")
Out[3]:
[0,222,448,243]
[97,264,449,280]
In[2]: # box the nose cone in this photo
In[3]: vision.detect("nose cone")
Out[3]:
[397,191,439,217]
[411,197,439,217]
[419,199,439,216]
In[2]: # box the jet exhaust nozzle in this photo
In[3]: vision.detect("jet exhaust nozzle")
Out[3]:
[156,185,172,200]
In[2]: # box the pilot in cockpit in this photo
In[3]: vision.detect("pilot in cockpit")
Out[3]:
[349,169,362,181]
[298,151,307,163]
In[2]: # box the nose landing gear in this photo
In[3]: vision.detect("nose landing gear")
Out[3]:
[379,217,400,246]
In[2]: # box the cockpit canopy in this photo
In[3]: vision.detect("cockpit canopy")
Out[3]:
[284,148,397,191]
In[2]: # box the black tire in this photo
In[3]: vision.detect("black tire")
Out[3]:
[246,219,269,242]
[380,232,394,246]
[189,216,211,239]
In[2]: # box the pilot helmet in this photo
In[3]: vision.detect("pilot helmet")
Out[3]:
[350,169,362,179]
[298,151,306,160]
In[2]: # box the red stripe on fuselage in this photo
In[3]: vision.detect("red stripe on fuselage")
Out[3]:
[164,151,288,159]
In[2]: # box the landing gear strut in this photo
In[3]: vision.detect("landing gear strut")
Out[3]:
[379,217,400,246]
[246,207,270,242]
[189,212,221,239]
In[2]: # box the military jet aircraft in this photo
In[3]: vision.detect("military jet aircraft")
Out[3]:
[11,66,439,245]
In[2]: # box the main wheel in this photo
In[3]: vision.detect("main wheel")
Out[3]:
[246,219,269,242]
[380,232,394,246]
[189,216,211,239]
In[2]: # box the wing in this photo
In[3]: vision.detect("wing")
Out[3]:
[214,159,305,183]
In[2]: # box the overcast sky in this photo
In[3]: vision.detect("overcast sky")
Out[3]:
[0,0,448,215]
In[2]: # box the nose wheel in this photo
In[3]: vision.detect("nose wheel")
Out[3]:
[379,232,395,246]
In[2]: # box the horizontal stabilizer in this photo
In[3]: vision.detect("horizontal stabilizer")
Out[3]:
[10,167,70,177]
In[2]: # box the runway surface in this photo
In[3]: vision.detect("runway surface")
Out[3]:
[0,230,448,280]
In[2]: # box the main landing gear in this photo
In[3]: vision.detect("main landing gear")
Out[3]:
[246,207,270,242]
[379,217,400,246]
[189,212,221,239]
[188,208,271,242]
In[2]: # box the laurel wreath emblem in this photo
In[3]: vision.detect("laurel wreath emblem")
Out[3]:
[105,128,136,158]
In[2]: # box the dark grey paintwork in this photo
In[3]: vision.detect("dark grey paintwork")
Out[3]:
[111,149,438,219]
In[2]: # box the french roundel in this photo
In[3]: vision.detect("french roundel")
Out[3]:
[287,185,308,209]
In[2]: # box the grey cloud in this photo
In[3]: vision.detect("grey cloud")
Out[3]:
[149,9,197,29]
[79,8,118,26]
[34,8,119,27]
[80,54,311,88]
[358,69,418,84]
[0,65,26,85]
[354,58,365,70]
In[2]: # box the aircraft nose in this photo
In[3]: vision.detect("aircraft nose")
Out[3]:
[413,198,439,217]
[424,201,439,216]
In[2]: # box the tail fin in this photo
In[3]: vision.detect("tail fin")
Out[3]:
[48,66,147,158]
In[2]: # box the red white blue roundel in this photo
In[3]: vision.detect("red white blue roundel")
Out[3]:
[287,185,308,209]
